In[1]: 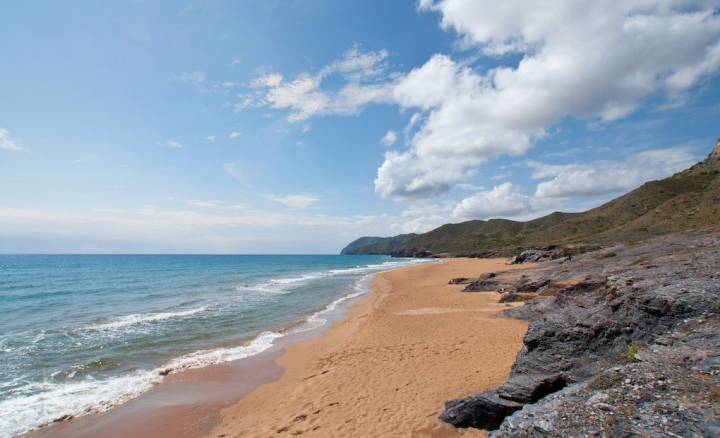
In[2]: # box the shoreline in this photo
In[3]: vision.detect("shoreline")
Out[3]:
[24,261,425,438]
[209,258,528,437]
[28,258,528,438]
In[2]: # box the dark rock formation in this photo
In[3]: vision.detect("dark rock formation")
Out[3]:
[440,232,720,434]
[462,273,498,292]
[440,391,523,430]
[512,277,551,292]
[448,277,471,285]
[509,246,580,264]
[498,292,536,303]
[494,313,720,437]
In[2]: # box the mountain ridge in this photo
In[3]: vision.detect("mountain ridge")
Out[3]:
[342,140,720,257]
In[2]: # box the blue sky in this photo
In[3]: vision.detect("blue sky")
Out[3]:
[1,0,719,253]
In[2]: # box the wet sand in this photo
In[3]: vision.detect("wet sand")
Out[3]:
[209,258,528,437]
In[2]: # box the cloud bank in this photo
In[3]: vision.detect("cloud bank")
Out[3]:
[376,0,720,199]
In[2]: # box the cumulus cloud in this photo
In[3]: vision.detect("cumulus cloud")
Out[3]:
[373,0,720,199]
[266,194,320,209]
[532,146,698,199]
[452,183,532,220]
[0,128,21,151]
[449,146,698,222]
[249,45,394,122]
[229,131,241,140]
[380,130,398,146]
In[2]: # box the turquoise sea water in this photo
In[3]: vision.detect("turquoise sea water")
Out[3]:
[0,254,427,437]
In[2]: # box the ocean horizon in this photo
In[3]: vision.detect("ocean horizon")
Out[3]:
[0,254,429,437]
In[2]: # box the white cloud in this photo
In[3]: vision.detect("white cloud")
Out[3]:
[532,146,698,199]
[380,130,398,146]
[373,0,720,199]
[453,183,532,220]
[179,71,206,84]
[186,199,246,210]
[206,135,216,142]
[161,140,183,149]
[250,46,394,122]
[0,129,21,151]
[266,194,320,209]
[301,124,311,133]
[233,95,254,113]
[229,131,241,140]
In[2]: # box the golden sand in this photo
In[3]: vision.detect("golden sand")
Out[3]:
[209,258,528,438]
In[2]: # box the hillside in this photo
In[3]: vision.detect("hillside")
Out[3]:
[342,140,720,257]
[339,234,417,255]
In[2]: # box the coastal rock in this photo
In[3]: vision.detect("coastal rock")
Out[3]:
[441,232,720,434]
[440,391,523,430]
[496,373,568,403]
[448,277,471,285]
[497,292,535,303]
[512,277,551,293]
[493,314,720,437]
[462,273,498,292]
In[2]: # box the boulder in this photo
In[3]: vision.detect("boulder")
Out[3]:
[440,390,523,430]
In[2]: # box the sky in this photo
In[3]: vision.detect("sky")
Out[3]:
[1,0,720,254]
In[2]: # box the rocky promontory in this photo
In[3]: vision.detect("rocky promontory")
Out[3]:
[440,232,720,436]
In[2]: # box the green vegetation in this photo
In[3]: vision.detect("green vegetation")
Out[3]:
[623,344,640,362]
[342,150,720,256]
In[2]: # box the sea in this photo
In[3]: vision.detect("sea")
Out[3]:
[0,254,429,437]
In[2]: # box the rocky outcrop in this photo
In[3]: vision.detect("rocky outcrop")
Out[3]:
[494,313,720,437]
[440,232,720,434]
[508,245,592,264]
[462,273,498,292]
[440,391,523,430]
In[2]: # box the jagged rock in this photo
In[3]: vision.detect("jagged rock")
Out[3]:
[448,277,471,285]
[498,292,535,303]
[513,278,551,292]
[441,233,720,434]
[462,273,498,292]
[493,314,720,437]
[496,373,568,403]
[440,390,523,430]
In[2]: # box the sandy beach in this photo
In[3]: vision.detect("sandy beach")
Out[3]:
[209,258,528,437]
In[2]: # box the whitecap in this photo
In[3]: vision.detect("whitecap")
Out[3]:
[83,306,207,331]
[0,369,162,438]
[162,330,283,372]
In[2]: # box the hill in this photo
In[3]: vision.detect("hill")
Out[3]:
[339,234,417,255]
[342,140,720,257]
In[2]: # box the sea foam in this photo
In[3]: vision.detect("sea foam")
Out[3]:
[83,306,207,331]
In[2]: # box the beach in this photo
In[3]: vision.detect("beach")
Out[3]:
[209,258,528,437]
[22,257,528,438]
